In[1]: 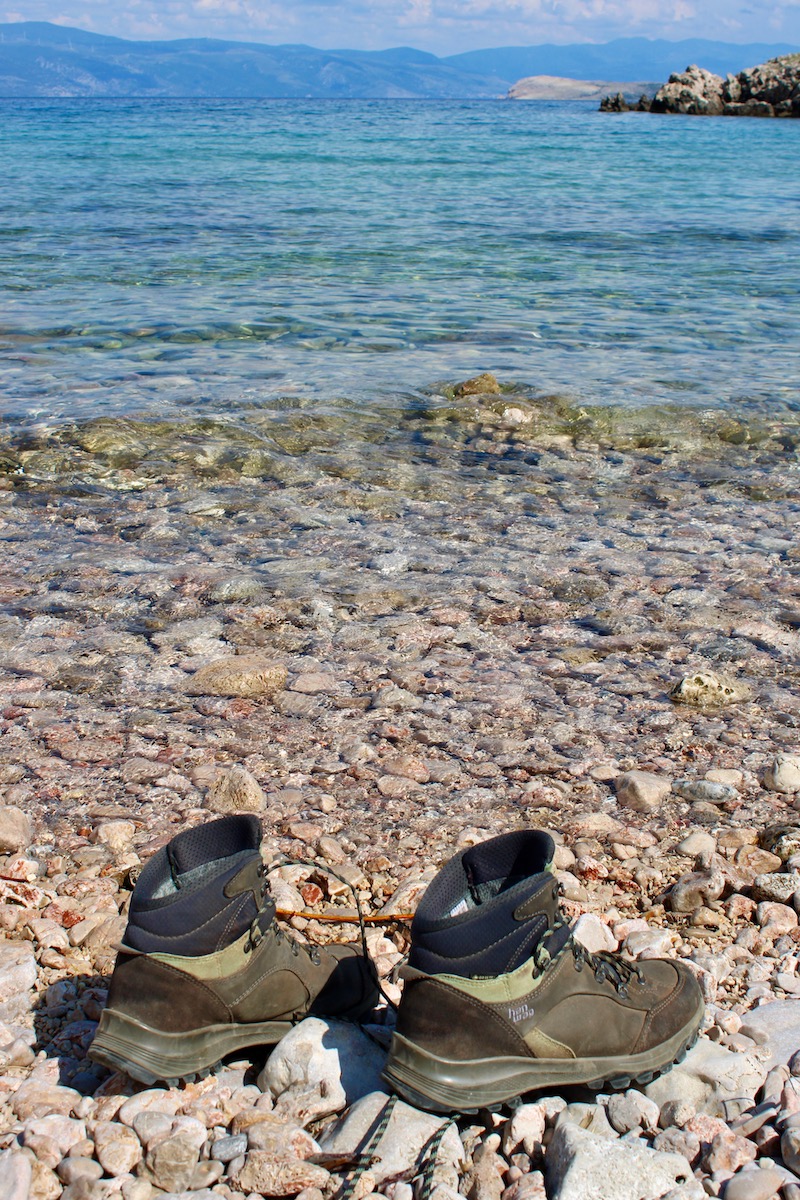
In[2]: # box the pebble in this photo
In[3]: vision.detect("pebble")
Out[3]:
[0,806,33,853]
[117,1090,182,1126]
[701,1129,756,1173]
[672,780,737,805]
[763,755,800,794]
[144,1131,202,1192]
[723,1165,787,1200]
[675,831,717,858]
[93,1121,142,1176]
[614,771,671,813]
[211,1133,248,1161]
[0,941,37,1025]
[645,1042,769,1114]
[502,1105,546,1157]
[752,874,800,904]
[606,1092,660,1135]
[205,764,267,814]
[56,1158,104,1186]
[234,1153,331,1195]
[782,1128,800,1174]
[572,913,617,954]
[668,869,725,913]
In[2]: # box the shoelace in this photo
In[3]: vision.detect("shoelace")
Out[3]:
[336,1094,454,1200]
[571,941,645,999]
[261,853,400,1013]
[243,862,322,965]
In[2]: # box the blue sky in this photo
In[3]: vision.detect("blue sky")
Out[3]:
[5,0,800,52]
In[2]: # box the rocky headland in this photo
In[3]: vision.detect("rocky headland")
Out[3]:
[1,376,800,1198]
[601,53,800,115]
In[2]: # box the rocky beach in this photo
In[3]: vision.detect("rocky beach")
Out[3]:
[0,374,799,1199]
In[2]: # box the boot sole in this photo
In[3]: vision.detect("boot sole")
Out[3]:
[90,987,379,1087]
[89,1009,294,1086]
[382,999,704,1114]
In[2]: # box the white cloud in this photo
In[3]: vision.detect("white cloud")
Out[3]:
[3,0,799,49]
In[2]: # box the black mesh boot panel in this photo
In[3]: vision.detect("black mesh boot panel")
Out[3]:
[167,814,262,875]
[409,831,558,978]
[123,815,265,956]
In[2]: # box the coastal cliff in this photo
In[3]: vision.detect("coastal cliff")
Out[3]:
[601,53,800,115]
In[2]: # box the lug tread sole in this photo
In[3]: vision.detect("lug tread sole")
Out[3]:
[90,982,381,1087]
[382,1007,703,1115]
[89,1009,294,1086]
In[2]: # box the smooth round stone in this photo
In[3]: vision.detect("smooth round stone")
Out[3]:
[132,1110,174,1149]
[675,831,717,858]
[117,1090,180,1126]
[57,1158,104,1185]
[189,1160,224,1189]
[763,754,800,794]
[93,1121,142,1177]
[724,1164,787,1200]
[673,779,737,804]
[210,1133,248,1162]
[781,1127,800,1174]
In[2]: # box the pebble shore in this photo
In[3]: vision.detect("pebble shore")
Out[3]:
[1,376,800,1200]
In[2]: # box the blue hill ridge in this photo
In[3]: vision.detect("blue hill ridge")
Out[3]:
[0,22,796,98]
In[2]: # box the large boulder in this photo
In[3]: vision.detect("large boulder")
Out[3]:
[651,65,724,115]
[724,55,800,115]
[648,54,800,118]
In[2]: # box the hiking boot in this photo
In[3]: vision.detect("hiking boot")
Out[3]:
[383,830,703,1113]
[90,814,378,1085]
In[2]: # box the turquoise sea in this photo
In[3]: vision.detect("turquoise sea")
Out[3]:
[0,98,798,432]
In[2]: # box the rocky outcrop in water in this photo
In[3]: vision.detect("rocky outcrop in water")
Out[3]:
[599,91,651,112]
[601,54,800,116]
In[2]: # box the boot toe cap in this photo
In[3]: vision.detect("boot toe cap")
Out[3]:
[634,958,704,1053]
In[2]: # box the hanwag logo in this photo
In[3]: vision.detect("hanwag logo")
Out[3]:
[508,1002,535,1024]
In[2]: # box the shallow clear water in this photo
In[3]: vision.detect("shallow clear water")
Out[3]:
[1,98,799,431]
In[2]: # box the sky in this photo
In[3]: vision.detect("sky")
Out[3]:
[4,0,800,54]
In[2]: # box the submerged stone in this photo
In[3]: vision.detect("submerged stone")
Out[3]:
[669,671,751,709]
[187,655,288,698]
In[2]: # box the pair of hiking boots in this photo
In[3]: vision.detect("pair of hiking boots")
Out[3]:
[90,815,703,1114]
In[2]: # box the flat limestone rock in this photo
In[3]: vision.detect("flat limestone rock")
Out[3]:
[262,1018,386,1120]
[645,1039,769,1115]
[545,1120,693,1200]
[319,1090,462,1188]
[740,999,800,1068]
[0,942,37,1025]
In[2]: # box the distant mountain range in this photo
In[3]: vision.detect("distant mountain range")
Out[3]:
[0,22,797,99]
